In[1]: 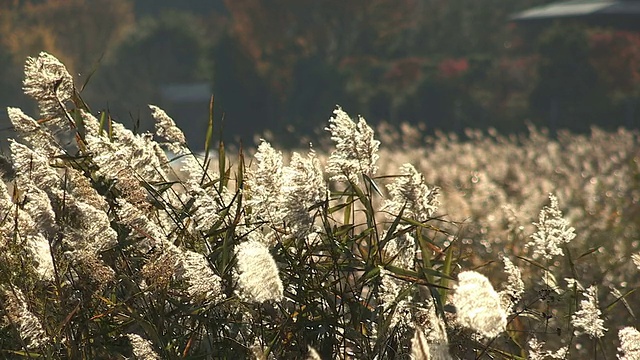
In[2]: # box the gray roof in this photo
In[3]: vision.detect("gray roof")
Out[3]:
[511,0,640,21]
[160,82,212,103]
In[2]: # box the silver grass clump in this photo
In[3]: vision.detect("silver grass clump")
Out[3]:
[114,198,168,252]
[325,106,380,185]
[247,141,327,242]
[8,140,60,190]
[103,125,166,182]
[8,141,117,251]
[82,109,170,185]
[7,51,636,359]
[64,197,118,253]
[67,249,116,288]
[23,51,74,118]
[140,245,225,303]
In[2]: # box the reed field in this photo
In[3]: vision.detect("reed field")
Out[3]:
[1,52,639,359]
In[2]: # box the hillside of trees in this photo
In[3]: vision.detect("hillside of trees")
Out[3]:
[1,0,639,147]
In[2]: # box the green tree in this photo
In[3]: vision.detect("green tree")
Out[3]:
[87,11,214,140]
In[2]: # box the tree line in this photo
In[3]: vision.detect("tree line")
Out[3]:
[1,0,639,147]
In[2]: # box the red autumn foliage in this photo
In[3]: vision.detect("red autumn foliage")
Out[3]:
[437,57,469,79]
[589,30,640,93]
[383,57,426,89]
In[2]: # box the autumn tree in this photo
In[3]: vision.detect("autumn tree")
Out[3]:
[222,0,553,139]
[0,0,135,76]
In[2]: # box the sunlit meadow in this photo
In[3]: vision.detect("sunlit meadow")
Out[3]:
[1,52,639,359]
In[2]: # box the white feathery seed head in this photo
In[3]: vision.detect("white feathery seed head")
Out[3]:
[127,333,160,360]
[383,225,416,270]
[190,187,222,233]
[413,301,451,360]
[67,249,116,289]
[325,106,380,184]
[452,271,507,339]
[9,182,56,280]
[149,105,187,150]
[89,120,169,184]
[246,140,286,224]
[176,250,225,304]
[528,337,568,360]
[378,266,413,330]
[572,285,607,338]
[410,328,431,360]
[26,232,55,281]
[307,346,323,360]
[81,200,118,251]
[7,107,60,154]
[631,253,640,271]
[3,289,50,349]
[384,163,440,222]
[499,256,524,316]
[526,193,576,260]
[235,240,284,303]
[23,52,74,118]
[565,277,585,292]
[114,199,167,252]
[618,326,640,360]
[9,140,60,191]
[282,149,327,239]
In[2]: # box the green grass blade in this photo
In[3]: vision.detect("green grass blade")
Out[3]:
[98,111,107,136]
[438,245,455,300]
[79,52,104,92]
[203,95,214,172]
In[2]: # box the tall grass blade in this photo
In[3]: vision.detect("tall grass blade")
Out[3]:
[203,95,214,173]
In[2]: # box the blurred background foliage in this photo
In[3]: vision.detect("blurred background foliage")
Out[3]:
[1,0,640,148]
